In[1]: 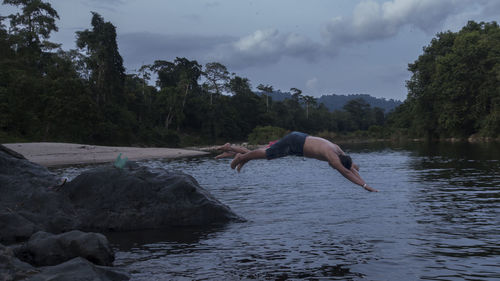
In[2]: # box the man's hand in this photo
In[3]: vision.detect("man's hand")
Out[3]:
[363,184,378,192]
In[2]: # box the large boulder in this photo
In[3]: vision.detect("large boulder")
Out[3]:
[61,164,244,231]
[2,243,129,281]
[0,146,133,280]
[0,243,37,281]
[26,257,129,281]
[0,212,39,244]
[0,147,78,243]
[14,230,115,267]
[1,145,242,237]
[0,144,243,281]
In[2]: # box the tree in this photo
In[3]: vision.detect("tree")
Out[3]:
[373,107,385,126]
[150,58,202,131]
[290,87,302,101]
[203,62,229,105]
[0,16,12,131]
[229,76,262,138]
[301,95,316,119]
[395,20,500,138]
[76,12,125,107]
[1,0,65,141]
[257,84,273,112]
[138,64,153,114]
[3,0,59,53]
[343,98,371,131]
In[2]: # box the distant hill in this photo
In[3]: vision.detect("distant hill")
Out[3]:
[262,91,402,113]
[317,94,402,113]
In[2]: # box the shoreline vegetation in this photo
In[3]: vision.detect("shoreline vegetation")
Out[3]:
[1,0,498,152]
[3,132,498,168]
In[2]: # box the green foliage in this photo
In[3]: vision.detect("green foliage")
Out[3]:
[390,21,500,139]
[0,0,394,146]
[4,0,60,53]
[12,2,497,148]
[76,12,125,107]
[248,126,287,145]
[149,127,180,147]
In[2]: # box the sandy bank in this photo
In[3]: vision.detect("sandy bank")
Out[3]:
[3,142,209,167]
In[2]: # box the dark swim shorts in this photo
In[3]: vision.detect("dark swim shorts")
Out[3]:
[265,131,309,160]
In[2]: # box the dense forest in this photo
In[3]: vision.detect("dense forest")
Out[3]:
[389,21,500,140]
[1,1,498,147]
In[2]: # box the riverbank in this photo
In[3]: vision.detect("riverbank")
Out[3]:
[2,142,209,167]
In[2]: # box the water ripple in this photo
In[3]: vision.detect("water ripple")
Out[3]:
[52,143,500,280]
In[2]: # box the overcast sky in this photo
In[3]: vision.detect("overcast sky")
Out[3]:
[4,0,500,100]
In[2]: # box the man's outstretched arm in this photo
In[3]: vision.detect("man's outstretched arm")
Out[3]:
[349,167,378,192]
[329,161,378,192]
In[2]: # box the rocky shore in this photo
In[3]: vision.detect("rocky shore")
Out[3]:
[0,144,243,280]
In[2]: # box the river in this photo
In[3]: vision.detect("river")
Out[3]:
[53,142,500,280]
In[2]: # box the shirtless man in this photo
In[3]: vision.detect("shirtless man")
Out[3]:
[228,131,378,192]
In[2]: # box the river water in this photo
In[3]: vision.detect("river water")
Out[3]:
[53,142,500,280]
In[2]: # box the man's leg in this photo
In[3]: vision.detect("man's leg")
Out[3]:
[215,151,236,159]
[230,148,267,172]
[215,143,251,159]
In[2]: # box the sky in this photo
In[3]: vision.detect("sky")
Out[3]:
[3,0,500,100]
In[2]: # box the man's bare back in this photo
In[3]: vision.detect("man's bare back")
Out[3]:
[303,136,343,162]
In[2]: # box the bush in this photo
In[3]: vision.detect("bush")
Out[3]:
[150,127,180,147]
[480,111,500,138]
[368,125,386,138]
[0,130,27,143]
[248,126,287,145]
[316,130,338,141]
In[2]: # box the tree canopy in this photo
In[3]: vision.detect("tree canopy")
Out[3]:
[389,21,500,139]
[1,1,497,145]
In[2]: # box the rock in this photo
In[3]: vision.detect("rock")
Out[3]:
[0,145,57,189]
[25,257,130,281]
[0,212,39,244]
[0,243,38,281]
[14,230,114,267]
[61,164,244,231]
[1,146,242,237]
[0,144,25,159]
[0,149,79,239]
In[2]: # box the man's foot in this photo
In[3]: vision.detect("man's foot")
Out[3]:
[216,143,232,152]
[215,151,236,159]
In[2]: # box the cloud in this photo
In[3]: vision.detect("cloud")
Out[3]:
[118,32,235,70]
[475,0,500,18]
[117,0,499,72]
[217,0,488,68]
[118,30,321,71]
[203,1,221,8]
[211,28,322,69]
[82,0,126,11]
[306,77,319,93]
[321,0,471,47]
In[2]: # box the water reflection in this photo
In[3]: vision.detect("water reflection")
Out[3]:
[104,226,228,251]
[405,142,500,280]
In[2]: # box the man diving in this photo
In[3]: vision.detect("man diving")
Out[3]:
[218,131,378,192]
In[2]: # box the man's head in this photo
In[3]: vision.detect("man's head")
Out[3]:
[339,154,352,170]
